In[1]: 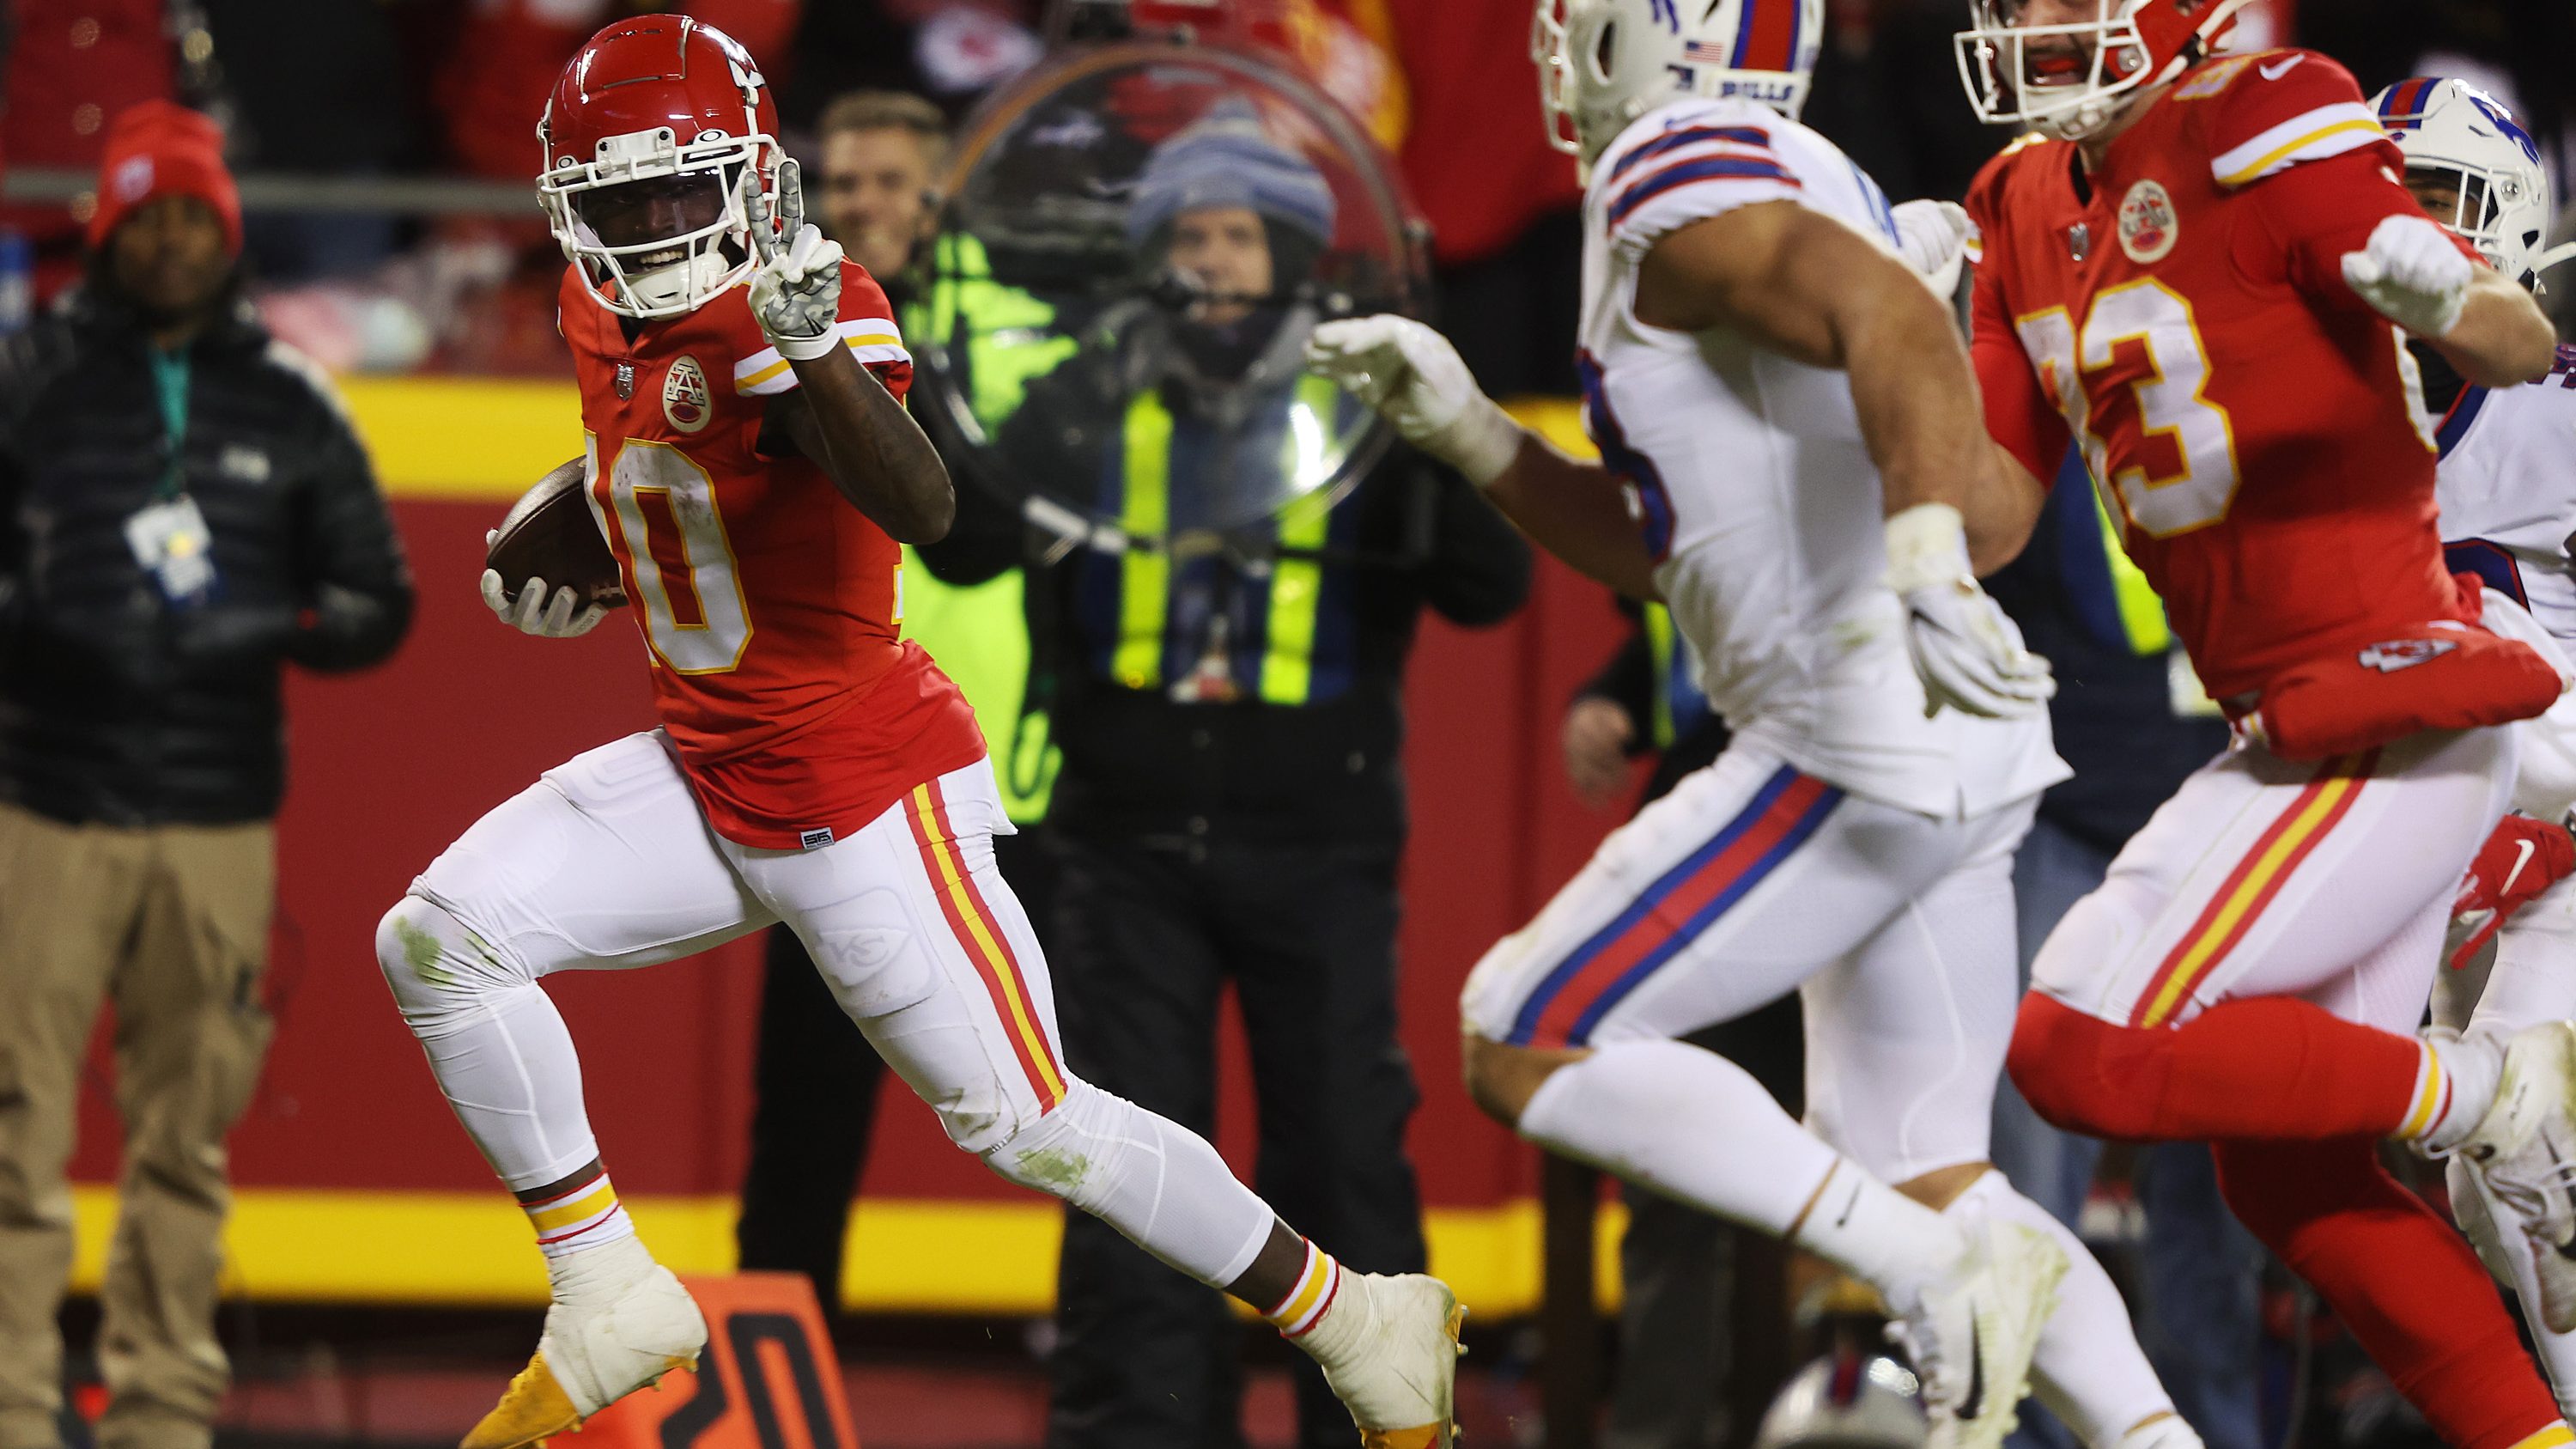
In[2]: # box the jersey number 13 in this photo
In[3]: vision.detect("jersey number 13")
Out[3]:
[2015,280,2244,539]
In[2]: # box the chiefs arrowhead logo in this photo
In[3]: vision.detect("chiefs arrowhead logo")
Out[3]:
[663,355,711,434]
[2117,179,2179,264]
[2358,638,2458,673]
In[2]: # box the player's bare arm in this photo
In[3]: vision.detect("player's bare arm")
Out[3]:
[1479,438,1662,600]
[746,161,955,544]
[2425,265,2557,387]
[1633,198,2051,718]
[1305,316,1662,600]
[1634,199,2033,566]
[767,350,955,544]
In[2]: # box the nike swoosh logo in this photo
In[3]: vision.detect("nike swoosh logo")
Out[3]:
[2504,839,2538,897]
[2260,54,2305,80]
[1963,1314,1986,1420]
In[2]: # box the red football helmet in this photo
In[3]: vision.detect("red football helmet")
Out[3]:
[537,15,782,319]
[1956,0,2251,141]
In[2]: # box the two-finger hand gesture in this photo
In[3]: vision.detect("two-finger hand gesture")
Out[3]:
[746,159,845,359]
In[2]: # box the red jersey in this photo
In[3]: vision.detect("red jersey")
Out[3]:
[559,262,984,849]
[1966,49,2479,703]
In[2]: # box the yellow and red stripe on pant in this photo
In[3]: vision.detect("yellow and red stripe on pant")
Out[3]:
[2130,751,2375,1030]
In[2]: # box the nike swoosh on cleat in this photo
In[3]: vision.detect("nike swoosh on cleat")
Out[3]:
[1962,1310,1985,1420]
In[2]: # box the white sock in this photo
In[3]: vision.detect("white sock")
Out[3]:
[2411,1030,2504,1154]
[1517,1039,1965,1301]
[1949,1171,2176,1447]
[520,1166,638,1262]
[547,1231,657,1312]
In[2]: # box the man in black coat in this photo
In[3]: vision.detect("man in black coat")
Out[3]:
[963,106,1534,1449]
[0,102,410,1449]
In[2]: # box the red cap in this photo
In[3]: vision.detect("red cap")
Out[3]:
[87,101,242,255]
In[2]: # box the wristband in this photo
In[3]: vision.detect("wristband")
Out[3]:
[1427,396,1526,488]
[1883,502,1976,594]
[767,326,842,363]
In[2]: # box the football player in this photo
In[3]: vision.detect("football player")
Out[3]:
[372,18,1462,1449]
[2378,75,2576,1418]
[1307,1,2208,1444]
[1956,4,2570,1446]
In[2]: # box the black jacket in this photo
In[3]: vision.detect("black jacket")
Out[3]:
[0,287,414,826]
[933,333,1532,849]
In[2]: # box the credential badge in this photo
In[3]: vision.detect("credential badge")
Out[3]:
[2117,179,2180,264]
[663,355,711,434]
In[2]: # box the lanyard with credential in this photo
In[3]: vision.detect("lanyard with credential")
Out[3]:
[123,345,217,604]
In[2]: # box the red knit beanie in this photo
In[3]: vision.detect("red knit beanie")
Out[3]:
[87,101,242,255]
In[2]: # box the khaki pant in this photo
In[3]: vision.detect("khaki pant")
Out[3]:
[0,803,274,1449]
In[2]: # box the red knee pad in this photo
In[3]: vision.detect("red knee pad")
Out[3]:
[2007,993,2168,1141]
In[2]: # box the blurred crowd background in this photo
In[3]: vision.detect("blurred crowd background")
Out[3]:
[6,0,2569,380]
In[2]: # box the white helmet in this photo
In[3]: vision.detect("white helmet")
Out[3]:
[1956,0,2252,143]
[2371,77,2561,289]
[1534,0,1826,167]
[1751,1355,1928,1449]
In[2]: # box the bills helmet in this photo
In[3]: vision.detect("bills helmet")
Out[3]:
[2372,77,2560,289]
[538,15,784,319]
[1534,0,1826,167]
[1956,0,2252,142]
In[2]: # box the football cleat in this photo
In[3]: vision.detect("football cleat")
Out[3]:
[1309,1272,1467,1447]
[460,1263,707,1449]
[1886,1217,2064,1449]
[2458,1022,2576,1333]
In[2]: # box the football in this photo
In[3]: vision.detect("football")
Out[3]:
[484,458,624,609]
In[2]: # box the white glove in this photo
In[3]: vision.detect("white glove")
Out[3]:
[2342,213,2474,338]
[745,159,845,361]
[481,531,608,638]
[1892,199,1972,299]
[1884,502,2055,718]
[1304,315,1525,485]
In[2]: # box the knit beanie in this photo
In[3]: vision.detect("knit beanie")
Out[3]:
[88,100,243,256]
[1125,100,1336,247]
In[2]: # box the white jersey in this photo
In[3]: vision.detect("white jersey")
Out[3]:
[2436,344,2576,819]
[2437,346,2576,649]
[1577,98,2065,816]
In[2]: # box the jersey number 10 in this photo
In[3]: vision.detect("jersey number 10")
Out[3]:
[589,439,754,673]
[2016,280,2244,539]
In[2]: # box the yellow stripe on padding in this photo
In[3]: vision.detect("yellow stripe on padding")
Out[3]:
[66,1187,1629,1315]
[909,786,1066,1105]
[2217,118,2384,186]
[526,1182,616,1233]
[2136,773,2359,1029]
